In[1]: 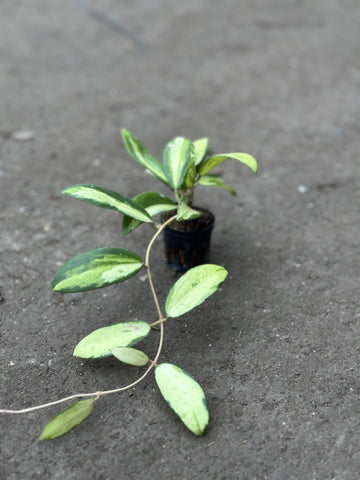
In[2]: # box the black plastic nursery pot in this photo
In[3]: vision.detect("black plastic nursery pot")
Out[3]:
[161,208,215,273]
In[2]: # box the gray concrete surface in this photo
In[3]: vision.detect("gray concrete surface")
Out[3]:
[1,1,360,479]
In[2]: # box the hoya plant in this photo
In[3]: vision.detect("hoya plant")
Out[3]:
[120,128,257,222]
[0,129,257,439]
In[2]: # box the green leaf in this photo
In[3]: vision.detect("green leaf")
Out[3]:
[111,346,149,366]
[122,192,176,236]
[182,162,197,190]
[52,248,143,293]
[198,152,258,176]
[198,174,237,196]
[73,321,151,358]
[122,129,169,185]
[131,192,176,216]
[193,137,208,166]
[163,137,193,189]
[176,200,202,221]
[62,184,153,223]
[40,399,95,440]
[155,363,209,436]
[165,264,228,318]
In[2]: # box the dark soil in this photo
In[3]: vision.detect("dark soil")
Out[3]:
[162,207,215,232]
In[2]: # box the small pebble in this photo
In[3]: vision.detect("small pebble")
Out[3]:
[297,185,309,194]
[92,158,102,167]
[11,130,35,142]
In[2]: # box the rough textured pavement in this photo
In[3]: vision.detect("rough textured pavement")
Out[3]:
[1,1,360,479]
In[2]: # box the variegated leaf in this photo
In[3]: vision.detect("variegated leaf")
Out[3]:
[155,363,209,436]
[111,346,149,366]
[182,163,197,189]
[176,200,202,221]
[122,129,168,184]
[40,399,95,440]
[74,321,151,358]
[198,174,237,196]
[62,184,153,223]
[198,152,258,176]
[165,264,228,318]
[122,192,176,236]
[193,137,208,166]
[52,248,143,293]
[163,137,193,189]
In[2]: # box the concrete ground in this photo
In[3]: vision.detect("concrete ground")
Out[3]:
[1,1,360,479]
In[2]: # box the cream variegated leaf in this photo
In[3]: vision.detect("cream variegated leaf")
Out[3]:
[52,248,143,293]
[111,346,149,366]
[122,192,176,236]
[198,174,237,196]
[155,363,209,436]
[163,137,193,189]
[73,322,151,358]
[165,264,228,318]
[198,152,257,176]
[122,129,168,184]
[40,399,95,440]
[62,184,153,223]
[193,137,208,166]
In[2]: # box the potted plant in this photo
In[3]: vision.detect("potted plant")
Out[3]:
[120,129,257,271]
[0,129,257,439]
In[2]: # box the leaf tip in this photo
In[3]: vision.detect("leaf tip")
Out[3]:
[121,127,129,138]
[51,276,61,292]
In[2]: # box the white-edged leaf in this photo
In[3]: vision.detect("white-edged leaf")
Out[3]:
[40,399,95,440]
[165,264,228,318]
[193,137,208,166]
[122,192,176,236]
[111,346,149,366]
[163,137,193,189]
[176,200,202,221]
[73,321,151,358]
[198,174,237,196]
[198,152,258,176]
[155,363,209,436]
[122,129,169,184]
[62,184,153,223]
[52,248,143,293]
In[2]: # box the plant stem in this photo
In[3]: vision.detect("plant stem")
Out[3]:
[150,317,168,328]
[0,318,166,415]
[144,215,177,321]
[174,189,181,204]
[0,214,177,416]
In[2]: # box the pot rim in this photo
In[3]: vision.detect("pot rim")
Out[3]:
[161,207,215,234]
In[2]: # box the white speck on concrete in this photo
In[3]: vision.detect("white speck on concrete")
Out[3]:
[12,130,35,142]
[297,185,309,194]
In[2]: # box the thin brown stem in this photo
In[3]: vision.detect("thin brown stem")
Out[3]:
[144,215,177,320]
[0,320,166,415]
[0,214,177,416]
